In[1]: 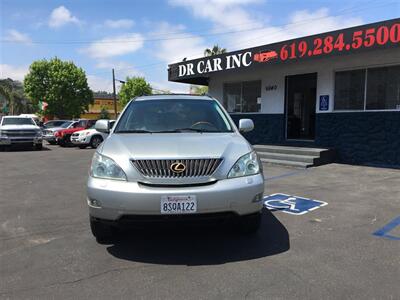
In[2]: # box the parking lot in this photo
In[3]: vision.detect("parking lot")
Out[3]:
[0,145,399,299]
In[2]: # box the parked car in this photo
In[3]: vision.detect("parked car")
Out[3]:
[0,116,43,150]
[42,121,75,145]
[87,95,264,242]
[43,120,71,129]
[71,120,115,149]
[55,119,97,147]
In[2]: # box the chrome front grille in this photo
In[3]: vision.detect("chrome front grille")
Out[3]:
[44,130,54,135]
[132,158,222,178]
[2,130,37,137]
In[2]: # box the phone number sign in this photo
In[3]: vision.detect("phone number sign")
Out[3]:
[258,20,399,63]
[169,18,399,81]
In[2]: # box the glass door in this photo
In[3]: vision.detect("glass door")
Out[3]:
[285,73,317,140]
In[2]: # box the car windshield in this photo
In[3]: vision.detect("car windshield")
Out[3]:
[45,121,68,128]
[115,99,233,133]
[60,121,73,128]
[2,118,35,125]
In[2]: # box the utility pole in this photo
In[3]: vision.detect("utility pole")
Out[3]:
[112,68,118,119]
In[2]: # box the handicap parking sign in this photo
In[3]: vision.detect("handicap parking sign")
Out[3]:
[264,193,327,215]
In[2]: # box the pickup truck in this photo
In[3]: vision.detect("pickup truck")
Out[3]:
[54,119,97,147]
[0,116,43,150]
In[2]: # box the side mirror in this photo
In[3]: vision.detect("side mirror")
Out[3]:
[238,119,254,133]
[95,119,110,133]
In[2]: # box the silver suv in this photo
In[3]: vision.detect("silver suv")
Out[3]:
[87,95,264,242]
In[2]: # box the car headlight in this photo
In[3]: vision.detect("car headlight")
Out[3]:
[228,151,260,178]
[0,130,7,138]
[90,152,127,181]
[35,130,42,137]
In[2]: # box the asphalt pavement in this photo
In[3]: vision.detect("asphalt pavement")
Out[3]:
[0,145,399,299]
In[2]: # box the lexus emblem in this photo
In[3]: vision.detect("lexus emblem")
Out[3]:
[170,162,186,173]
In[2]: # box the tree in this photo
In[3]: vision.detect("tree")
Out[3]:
[204,45,227,57]
[24,58,93,119]
[0,78,36,115]
[99,107,110,119]
[118,76,152,107]
[190,85,208,95]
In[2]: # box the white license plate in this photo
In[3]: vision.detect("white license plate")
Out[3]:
[160,195,197,214]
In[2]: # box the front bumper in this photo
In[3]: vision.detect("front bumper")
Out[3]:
[87,174,264,221]
[43,134,56,142]
[0,136,42,145]
[71,135,89,145]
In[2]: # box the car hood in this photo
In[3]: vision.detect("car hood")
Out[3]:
[59,127,85,134]
[0,125,39,130]
[76,128,96,135]
[99,132,253,182]
[45,127,64,132]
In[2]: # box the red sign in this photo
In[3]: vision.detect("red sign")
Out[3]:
[254,50,278,62]
[275,22,399,62]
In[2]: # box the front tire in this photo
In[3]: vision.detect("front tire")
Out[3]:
[90,135,103,149]
[34,143,43,151]
[90,217,114,243]
[238,213,261,234]
[58,138,66,147]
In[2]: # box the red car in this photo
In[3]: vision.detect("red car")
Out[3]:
[55,119,97,147]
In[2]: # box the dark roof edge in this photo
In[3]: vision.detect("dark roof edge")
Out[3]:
[168,17,400,67]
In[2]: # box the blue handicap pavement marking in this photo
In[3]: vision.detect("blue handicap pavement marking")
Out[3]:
[263,193,328,215]
[373,216,400,241]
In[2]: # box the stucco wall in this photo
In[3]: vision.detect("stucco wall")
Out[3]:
[208,48,400,114]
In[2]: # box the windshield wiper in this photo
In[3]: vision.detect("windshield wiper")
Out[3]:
[152,128,217,133]
[175,128,219,133]
[116,130,153,133]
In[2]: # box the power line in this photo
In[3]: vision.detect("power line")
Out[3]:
[231,1,396,49]
[1,0,390,45]
[87,0,393,77]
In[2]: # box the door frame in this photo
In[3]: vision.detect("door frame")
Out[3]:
[284,72,317,142]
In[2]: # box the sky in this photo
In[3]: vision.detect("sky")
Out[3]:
[0,0,398,93]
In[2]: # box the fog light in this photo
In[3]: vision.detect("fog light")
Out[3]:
[252,193,264,203]
[88,198,102,208]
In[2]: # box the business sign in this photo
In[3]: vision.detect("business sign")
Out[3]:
[263,193,328,215]
[319,95,329,111]
[169,18,399,84]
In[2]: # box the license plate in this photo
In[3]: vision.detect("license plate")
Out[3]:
[160,195,197,214]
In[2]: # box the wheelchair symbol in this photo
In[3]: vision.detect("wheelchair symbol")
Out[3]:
[263,193,328,215]
[265,197,299,211]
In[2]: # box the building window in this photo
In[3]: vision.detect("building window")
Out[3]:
[223,83,241,113]
[223,81,261,113]
[334,65,400,111]
[334,69,365,110]
[366,66,400,110]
